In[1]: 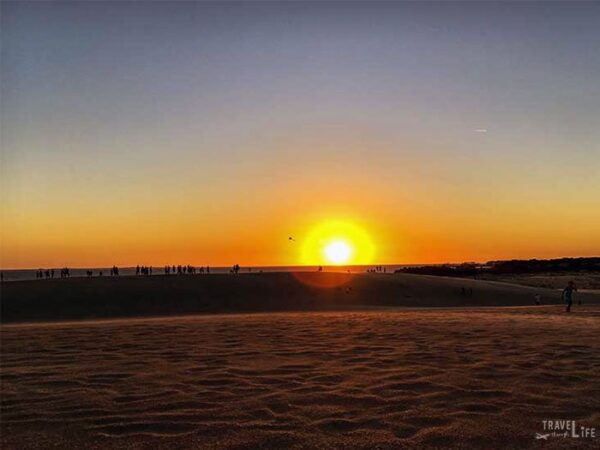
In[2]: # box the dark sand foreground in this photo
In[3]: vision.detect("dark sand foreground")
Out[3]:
[3,272,599,323]
[2,306,600,449]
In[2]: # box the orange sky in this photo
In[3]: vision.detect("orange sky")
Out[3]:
[2,167,598,268]
[2,2,599,269]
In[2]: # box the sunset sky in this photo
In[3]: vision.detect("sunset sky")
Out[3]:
[1,1,599,268]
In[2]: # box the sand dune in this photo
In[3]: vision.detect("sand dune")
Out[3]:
[2,307,599,449]
[3,272,599,323]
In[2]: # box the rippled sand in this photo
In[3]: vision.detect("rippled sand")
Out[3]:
[2,307,600,449]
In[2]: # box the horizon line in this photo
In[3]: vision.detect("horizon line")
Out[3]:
[2,255,599,271]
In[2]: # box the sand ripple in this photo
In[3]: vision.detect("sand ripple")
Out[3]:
[2,307,600,449]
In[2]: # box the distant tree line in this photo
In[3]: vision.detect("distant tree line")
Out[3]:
[395,257,600,277]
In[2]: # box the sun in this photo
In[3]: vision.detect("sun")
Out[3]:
[324,240,353,265]
[300,220,375,266]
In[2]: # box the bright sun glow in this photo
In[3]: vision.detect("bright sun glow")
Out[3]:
[300,220,375,266]
[323,240,353,265]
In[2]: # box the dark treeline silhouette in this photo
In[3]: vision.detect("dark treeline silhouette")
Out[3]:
[485,257,600,274]
[397,263,480,277]
[396,257,600,277]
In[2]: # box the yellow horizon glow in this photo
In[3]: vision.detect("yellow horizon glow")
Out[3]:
[2,143,599,270]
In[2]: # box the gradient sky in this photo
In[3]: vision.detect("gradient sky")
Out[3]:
[1,1,599,268]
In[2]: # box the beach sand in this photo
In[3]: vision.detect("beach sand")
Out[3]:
[2,304,600,449]
[3,272,599,323]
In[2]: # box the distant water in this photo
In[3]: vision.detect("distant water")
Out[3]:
[0,265,418,282]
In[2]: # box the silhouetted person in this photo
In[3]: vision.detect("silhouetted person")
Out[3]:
[563,281,577,312]
[136,265,140,276]
[51,269,55,278]
[0,272,3,283]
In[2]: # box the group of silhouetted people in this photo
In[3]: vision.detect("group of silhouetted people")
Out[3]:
[85,266,119,277]
[162,265,211,275]
[35,267,70,279]
[36,268,54,279]
[231,264,240,274]
[136,265,152,276]
[367,266,386,273]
